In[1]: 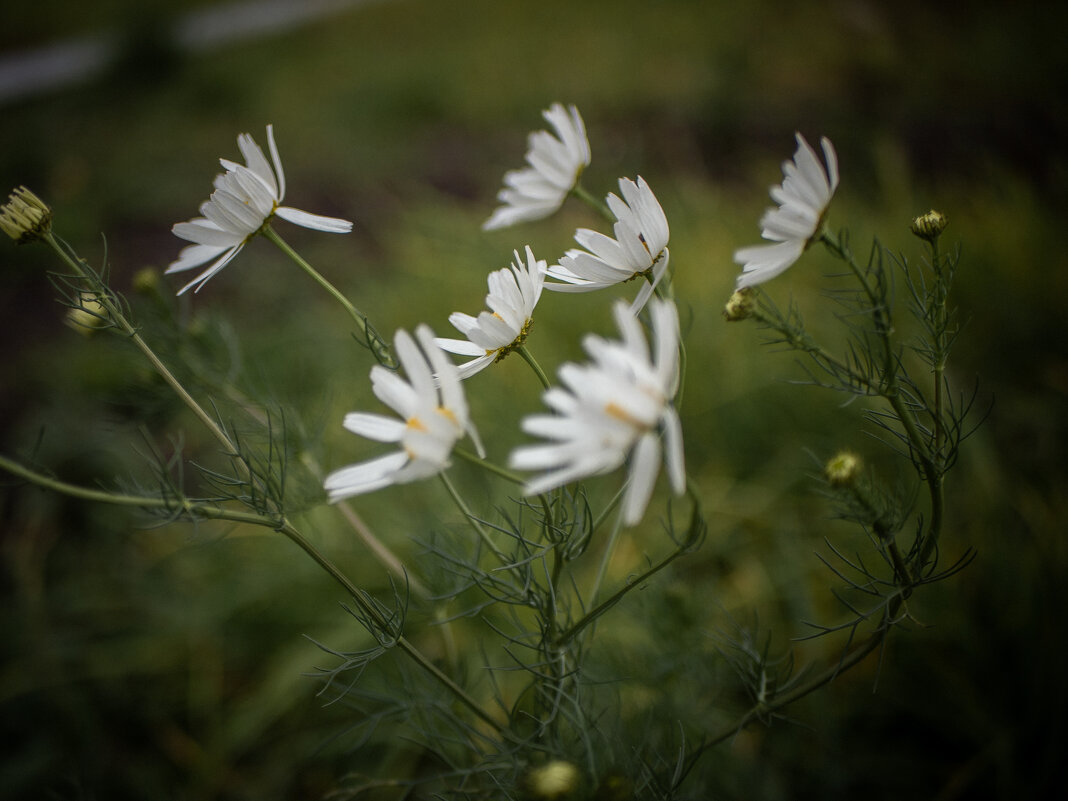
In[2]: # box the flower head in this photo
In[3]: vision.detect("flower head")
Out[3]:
[483,103,591,231]
[167,125,352,294]
[324,325,482,502]
[544,176,670,313]
[509,299,685,526]
[1,186,52,244]
[436,246,545,379]
[733,133,839,289]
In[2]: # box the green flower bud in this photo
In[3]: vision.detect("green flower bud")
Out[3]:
[65,293,109,335]
[724,288,755,322]
[910,210,947,242]
[526,760,580,800]
[0,186,53,244]
[825,451,861,488]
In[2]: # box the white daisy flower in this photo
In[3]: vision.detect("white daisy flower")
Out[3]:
[544,176,670,313]
[168,125,353,294]
[509,299,685,526]
[324,325,483,502]
[436,246,546,379]
[483,103,591,231]
[733,133,839,289]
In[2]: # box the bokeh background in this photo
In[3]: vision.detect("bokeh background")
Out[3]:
[1,0,1066,798]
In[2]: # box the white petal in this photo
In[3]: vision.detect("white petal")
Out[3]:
[275,206,353,232]
[622,432,661,525]
[166,243,228,274]
[172,219,244,248]
[342,412,406,442]
[324,451,409,501]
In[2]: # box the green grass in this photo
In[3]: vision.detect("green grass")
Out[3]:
[2,0,1066,798]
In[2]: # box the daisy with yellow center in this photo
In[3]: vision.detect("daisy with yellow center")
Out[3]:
[509,299,685,526]
[436,246,546,379]
[324,325,482,501]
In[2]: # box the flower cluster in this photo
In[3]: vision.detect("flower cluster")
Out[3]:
[160,112,839,529]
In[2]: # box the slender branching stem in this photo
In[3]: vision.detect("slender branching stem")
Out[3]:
[0,452,503,736]
[45,233,242,464]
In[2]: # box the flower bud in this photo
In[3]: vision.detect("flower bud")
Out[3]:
[526,760,580,800]
[910,210,947,242]
[0,186,53,244]
[825,451,861,488]
[724,288,755,322]
[65,293,109,335]
[133,267,161,295]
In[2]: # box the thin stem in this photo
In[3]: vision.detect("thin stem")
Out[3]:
[277,521,505,735]
[517,344,552,391]
[0,452,504,736]
[570,181,613,222]
[587,505,625,611]
[261,225,393,368]
[557,539,689,648]
[44,233,242,464]
[439,472,513,568]
[453,447,525,485]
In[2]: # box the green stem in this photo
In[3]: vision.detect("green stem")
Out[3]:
[517,344,552,391]
[570,181,613,222]
[453,447,525,485]
[587,507,625,611]
[558,540,689,648]
[0,452,503,736]
[262,225,393,368]
[45,233,242,464]
[439,472,513,567]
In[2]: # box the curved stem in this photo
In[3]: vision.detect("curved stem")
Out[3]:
[517,344,552,391]
[570,181,613,222]
[0,452,504,736]
[262,225,393,368]
[45,233,242,463]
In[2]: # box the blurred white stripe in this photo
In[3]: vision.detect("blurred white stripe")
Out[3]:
[0,0,383,105]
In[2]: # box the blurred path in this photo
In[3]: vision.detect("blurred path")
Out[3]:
[0,0,385,106]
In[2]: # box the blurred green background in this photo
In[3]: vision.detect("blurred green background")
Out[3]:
[2,0,1066,798]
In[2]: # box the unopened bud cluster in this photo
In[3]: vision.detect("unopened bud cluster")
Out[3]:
[0,186,52,244]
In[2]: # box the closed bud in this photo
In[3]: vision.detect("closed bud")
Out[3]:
[724,288,755,322]
[910,210,947,242]
[65,293,109,335]
[825,451,861,488]
[526,760,580,800]
[0,186,52,244]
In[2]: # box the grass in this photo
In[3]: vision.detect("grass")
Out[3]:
[2,0,1066,798]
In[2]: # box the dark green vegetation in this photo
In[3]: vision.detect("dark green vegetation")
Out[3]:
[1,0,1065,798]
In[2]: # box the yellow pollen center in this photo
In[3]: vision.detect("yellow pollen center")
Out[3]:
[604,401,643,427]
